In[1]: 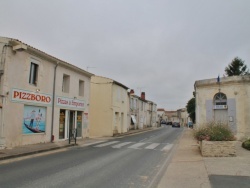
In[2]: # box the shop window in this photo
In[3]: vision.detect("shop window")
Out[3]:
[62,74,70,93]
[79,80,84,96]
[29,62,38,85]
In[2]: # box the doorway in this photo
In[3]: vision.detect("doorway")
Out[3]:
[59,109,83,140]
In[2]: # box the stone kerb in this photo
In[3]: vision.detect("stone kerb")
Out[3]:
[200,140,236,157]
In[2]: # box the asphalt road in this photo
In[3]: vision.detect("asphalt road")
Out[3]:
[0,126,183,188]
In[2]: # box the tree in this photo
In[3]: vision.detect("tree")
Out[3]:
[225,57,249,76]
[186,97,195,123]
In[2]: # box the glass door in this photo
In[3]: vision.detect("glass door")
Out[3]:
[77,111,82,137]
[59,110,66,139]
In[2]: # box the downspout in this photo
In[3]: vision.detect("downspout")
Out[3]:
[150,103,153,127]
[51,61,59,142]
[0,44,8,144]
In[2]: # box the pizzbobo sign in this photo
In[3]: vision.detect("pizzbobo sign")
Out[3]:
[12,89,52,105]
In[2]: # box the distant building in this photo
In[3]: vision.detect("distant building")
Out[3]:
[165,110,178,122]
[89,76,129,137]
[177,108,189,126]
[130,91,157,129]
[195,75,250,140]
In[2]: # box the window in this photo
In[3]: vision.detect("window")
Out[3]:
[29,62,38,85]
[62,74,70,93]
[79,80,84,96]
[214,92,227,105]
[130,98,133,109]
[134,99,137,109]
[141,101,144,111]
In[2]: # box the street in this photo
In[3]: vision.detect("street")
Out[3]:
[0,126,183,188]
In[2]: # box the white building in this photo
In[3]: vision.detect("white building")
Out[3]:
[0,37,93,148]
[195,75,250,140]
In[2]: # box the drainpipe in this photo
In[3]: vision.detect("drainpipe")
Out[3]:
[0,44,8,143]
[51,62,59,142]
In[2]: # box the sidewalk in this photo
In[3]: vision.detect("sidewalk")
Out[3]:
[158,128,250,188]
[0,127,156,161]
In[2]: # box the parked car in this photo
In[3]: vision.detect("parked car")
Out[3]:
[161,120,166,125]
[172,122,180,128]
[166,121,172,125]
[188,122,193,128]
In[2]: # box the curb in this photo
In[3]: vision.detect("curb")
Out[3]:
[113,127,161,137]
[0,144,77,161]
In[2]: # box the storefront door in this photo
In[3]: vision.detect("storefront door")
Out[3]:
[59,110,83,140]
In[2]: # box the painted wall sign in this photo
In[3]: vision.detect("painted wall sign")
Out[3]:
[56,96,85,110]
[23,105,46,134]
[12,88,52,105]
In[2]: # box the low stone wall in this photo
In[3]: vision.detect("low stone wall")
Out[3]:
[200,140,236,157]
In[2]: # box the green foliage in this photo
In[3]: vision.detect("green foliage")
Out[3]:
[186,97,195,123]
[225,57,249,76]
[194,122,235,141]
[242,140,250,150]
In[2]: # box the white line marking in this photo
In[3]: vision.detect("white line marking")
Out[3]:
[161,144,173,151]
[112,142,132,148]
[94,141,120,147]
[83,141,106,146]
[145,143,160,150]
[128,143,146,149]
[140,138,147,142]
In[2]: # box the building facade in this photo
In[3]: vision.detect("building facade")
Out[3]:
[177,108,189,126]
[89,76,129,137]
[195,75,250,140]
[129,90,139,130]
[0,37,93,148]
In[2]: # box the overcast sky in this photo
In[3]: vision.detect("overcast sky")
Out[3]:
[1,0,250,110]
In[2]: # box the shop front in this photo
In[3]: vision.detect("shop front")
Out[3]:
[57,96,85,140]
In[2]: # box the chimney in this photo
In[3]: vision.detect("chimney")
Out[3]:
[130,89,135,95]
[141,92,145,100]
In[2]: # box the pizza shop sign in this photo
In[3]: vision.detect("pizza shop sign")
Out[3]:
[12,89,52,105]
[57,97,84,109]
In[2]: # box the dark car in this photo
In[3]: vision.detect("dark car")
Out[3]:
[166,121,172,125]
[160,120,166,125]
[172,122,180,128]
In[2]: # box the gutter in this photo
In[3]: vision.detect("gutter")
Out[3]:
[51,62,59,142]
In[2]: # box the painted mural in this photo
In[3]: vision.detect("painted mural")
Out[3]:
[23,106,46,134]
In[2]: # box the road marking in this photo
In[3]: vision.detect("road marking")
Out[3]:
[139,138,147,142]
[94,141,120,147]
[128,143,146,149]
[112,142,132,148]
[161,144,173,151]
[83,141,106,147]
[145,143,160,150]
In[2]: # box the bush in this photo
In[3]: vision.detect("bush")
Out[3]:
[194,122,235,141]
[242,140,250,150]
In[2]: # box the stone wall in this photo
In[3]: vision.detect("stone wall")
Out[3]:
[200,140,236,157]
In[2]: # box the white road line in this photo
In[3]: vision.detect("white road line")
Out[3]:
[145,143,160,150]
[128,143,146,149]
[112,142,132,148]
[161,144,173,151]
[139,138,147,142]
[83,140,106,146]
[94,141,120,147]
